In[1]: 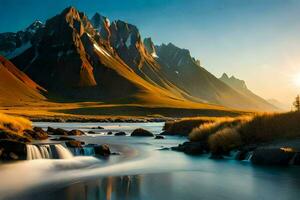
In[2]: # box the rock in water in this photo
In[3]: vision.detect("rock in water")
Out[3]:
[94,144,111,156]
[65,140,85,148]
[115,132,126,136]
[251,147,296,165]
[47,128,68,136]
[23,127,48,140]
[154,135,165,139]
[131,128,154,137]
[0,130,31,143]
[0,140,27,161]
[68,129,85,136]
[171,142,206,155]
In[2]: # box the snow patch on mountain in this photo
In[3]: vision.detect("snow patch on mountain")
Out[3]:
[125,33,132,48]
[6,42,32,59]
[93,43,111,58]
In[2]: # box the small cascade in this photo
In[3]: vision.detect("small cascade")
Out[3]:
[26,145,43,160]
[26,144,73,160]
[39,145,51,159]
[54,144,74,159]
[244,151,254,161]
[69,146,95,156]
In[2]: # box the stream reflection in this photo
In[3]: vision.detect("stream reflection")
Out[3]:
[56,175,142,200]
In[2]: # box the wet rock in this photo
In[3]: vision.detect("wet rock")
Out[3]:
[23,127,48,140]
[47,127,56,133]
[88,131,96,134]
[0,140,27,161]
[68,129,85,136]
[94,144,111,156]
[131,128,154,137]
[172,142,206,155]
[159,131,172,136]
[293,153,300,165]
[154,135,165,139]
[251,147,296,165]
[235,150,249,160]
[210,153,224,159]
[115,132,126,136]
[0,130,31,143]
[107,131,113,135]
[159,147,170,151]
[47,128,68,136]
[51,136,75,141]
[65,140,85,148]
[92,126,104,130]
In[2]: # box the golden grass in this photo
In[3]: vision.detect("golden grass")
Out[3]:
[0,113,32,134]
[189,116,251,141]
[188,112,300,154]
[208,126,242,154]
[163,117,216,136]
[238,111,300,144]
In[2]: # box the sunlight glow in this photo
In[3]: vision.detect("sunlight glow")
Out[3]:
[293,73,300,87]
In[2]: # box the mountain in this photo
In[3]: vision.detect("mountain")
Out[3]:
[2,6,278,111]
[0,20,44,59]
[0,56,46,105]
[219,73,278,111]
[155,43,279,111]
[10,7,193,106]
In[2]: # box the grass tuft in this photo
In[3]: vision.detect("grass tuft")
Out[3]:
[0,113,32,135]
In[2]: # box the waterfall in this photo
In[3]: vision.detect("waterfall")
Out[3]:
[245,151,253,161]
[26,145,42,160]
[69,146,95,156]
[54,144,73,159]
[26,144,73,160]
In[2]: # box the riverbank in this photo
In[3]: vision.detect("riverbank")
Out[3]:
[167,112,300,165]
[0,122,299,200]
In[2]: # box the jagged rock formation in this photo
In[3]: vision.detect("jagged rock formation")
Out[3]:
[219,73,277,110]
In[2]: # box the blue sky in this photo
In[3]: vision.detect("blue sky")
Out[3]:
[1,0,300,105]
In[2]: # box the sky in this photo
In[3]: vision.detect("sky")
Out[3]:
[1,0,300,105]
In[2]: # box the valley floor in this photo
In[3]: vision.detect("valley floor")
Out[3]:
[0,100,245,121]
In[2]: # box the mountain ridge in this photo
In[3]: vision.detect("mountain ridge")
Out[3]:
[0,6,277,112]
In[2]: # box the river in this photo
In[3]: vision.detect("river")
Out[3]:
[0,122,299,200]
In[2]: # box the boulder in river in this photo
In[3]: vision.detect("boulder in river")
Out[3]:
[68,129,85,136]
[131,128,154,137]
[88,131,96,134]
[251,147,296,165]
[107,131,113,135]
[0,140,27,161]
[172,142,206,155]
[94,144,111,156]
[23,127,48,140]
[154,135,165,139]
[0,130,31,143]
[51,136,75,141]
[65,140,85,148]
[47,127,68,136]
[92,126,104,130]
[115,132,126,136]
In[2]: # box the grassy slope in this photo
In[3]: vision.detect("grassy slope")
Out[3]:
[0,60,46,106]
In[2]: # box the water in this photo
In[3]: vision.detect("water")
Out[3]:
[26,144,73,160]
[0,122,300,200]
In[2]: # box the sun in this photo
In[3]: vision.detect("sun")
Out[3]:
[293,73,300,87]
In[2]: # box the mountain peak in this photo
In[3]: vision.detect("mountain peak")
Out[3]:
[221,73,229,79]
[220,73,248,90]
[144,37,158,58]
[25,20,44,32]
